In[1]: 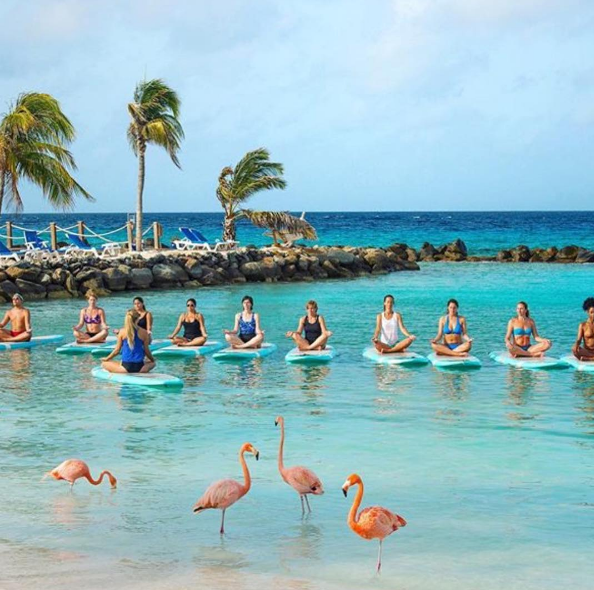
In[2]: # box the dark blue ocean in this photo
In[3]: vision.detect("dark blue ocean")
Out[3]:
[1,211,592,255]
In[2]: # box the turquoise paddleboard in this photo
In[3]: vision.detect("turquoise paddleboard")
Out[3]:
[490,351,567,370]
[561,355,594,372]
[285,345,337,364]
[57,336,116,355]
[427,352,482,369]
[91,367,183,387]
[91,338,171,357]
[362,347,428,366]
[153,340,225,358]
[213,343,277,360]
[0,334,63,351]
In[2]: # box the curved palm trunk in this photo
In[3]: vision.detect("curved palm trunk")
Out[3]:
[222,212,236,242]
[135,142,146,251]
[0,172,5,216]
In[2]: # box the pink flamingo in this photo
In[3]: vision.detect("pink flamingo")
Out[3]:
[342,473,407,573]
[275,416,324,515]
[44,459,117,488]
[193,442,259,535]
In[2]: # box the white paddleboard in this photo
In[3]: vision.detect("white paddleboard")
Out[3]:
[213,343,277,360]
[57,336,117,355]
[0,334,64,351]
[153,340,225,358]
[427,352,482,369]
[91,367,183,387]
[362,347,429,366]
[91,338,171,357]
[285,345,337,364]
[490,351,567,370]
[561,355,594,372]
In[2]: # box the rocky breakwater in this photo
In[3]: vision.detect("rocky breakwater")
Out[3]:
[0,245,419,301]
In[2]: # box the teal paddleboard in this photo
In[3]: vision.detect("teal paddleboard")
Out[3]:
[57,336,116,355]
[490,351,567,370]
[0,334,63,351]
[285,345,337,364]
[91,338,171,357]
[153,340,225,358]
[362,347,428,366]
[91,367,183,387]
[561,355,594,372]
[213,343,277,360]
[427,352,482,370]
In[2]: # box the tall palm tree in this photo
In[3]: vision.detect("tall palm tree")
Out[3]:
[216,148,287,242]
[0,92,92,214]
[128,79,183,250]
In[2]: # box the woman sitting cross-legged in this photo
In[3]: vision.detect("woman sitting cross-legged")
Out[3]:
[168,298,208,347]
[224,295,264,349]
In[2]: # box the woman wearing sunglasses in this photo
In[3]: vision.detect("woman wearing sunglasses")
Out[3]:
[168,298,208,347]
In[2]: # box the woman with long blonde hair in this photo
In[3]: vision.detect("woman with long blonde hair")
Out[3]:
[102,310,156,374]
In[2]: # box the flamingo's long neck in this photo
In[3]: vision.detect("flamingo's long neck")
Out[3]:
[85,471,108,486]
[348,481,365,533]
[240,449,251,494]
[278,421,286,475]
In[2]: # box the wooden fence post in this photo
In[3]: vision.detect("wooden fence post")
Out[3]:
[127,221,134,252]
[6,221,13,249]
[77,221,85,241]
[153,222,161,250]
[50,222,58,251]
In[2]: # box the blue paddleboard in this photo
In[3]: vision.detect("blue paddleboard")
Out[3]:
[91,367,183,387]
[362,347,428,366]
[153,340,225,358]
[213,343,277,360]
[490,351,567,370]
[427,352,481,370]
[285,345,337,364]
[57,336,116,355]
[0,334,63,351]
[561,355,594,372]
[91,338,171,357]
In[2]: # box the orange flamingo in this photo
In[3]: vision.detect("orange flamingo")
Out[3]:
[275,416,324,514]
[342,473,406,573]
[44,459,117,488]
[193,442,259,535]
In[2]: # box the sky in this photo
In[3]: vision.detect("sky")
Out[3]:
[0,0,593,213]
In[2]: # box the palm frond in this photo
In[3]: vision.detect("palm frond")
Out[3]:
[242,209,317,241]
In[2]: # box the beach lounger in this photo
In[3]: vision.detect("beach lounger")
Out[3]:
[64,233,122,259]
[172,227,238,252]
[23,230,59,262]
[0,240,21,264]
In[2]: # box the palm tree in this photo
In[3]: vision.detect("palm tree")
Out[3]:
[216,148,287,242]
[242,209,317,245]
[128,79,183,251]
[0,92,92,214]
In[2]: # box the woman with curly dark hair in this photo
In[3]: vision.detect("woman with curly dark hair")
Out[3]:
[572,297,594,361]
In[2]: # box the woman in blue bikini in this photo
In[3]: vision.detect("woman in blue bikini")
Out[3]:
[430,299,473,357]
[224,295,264,349]
[505,301,551,357]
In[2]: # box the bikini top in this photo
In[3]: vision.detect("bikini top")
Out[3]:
[84,309,102,324]
[513,325,533,336]
[443,315,462,335]
[137,314,148,330]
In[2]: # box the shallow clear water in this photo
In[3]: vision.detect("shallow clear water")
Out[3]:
[3,210,594,254]
[1,263,594,590]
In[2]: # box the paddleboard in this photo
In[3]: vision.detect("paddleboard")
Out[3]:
[153,341,225,358]
[91,338,171,357]
[91,367,183,387]
[213,343,277,360]
[561,355,594,372]
[285,345,337,364]
[56,336,117,355]
[362,347,429,366]
[489,351,567,370]
[0,334,64,351]
[427,352,482,369]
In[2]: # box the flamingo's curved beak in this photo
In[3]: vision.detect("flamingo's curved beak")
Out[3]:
[342,487,348,497]
[274,419,278,426]
[255,451,260,461]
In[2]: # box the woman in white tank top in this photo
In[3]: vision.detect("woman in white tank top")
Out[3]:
[371,294,417,354]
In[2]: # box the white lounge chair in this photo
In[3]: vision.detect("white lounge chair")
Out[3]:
[172,227,238,252]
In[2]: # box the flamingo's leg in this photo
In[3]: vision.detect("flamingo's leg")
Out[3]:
[300,495,305,516]
[304,494,312,513]
[376,539,383,574]
[220,509,226,535]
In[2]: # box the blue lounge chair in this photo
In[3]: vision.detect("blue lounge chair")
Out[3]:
[172,227,238,252]
[23,230,58,261]
[65,233,121,258]
[0,239,21,263]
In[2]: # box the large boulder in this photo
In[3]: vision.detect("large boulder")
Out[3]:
[510,245,531,263]
[46,284,73,299]
[51,268,69,284]
[65,273,78,293]
[130,267,153,288]
[557,245,579,262]
[363,249,389,270]
[326,248,356,266]
[80,278,104,293]
[576,248,594,263]
[6,263,41,282]
[103,265,131,291]
[496,249,512,262]
[0,280,18,301]
[240,257,280,281]
[418,242,438,261]
[530,247,557,263]
[74,267,100,282]
[15,279,46,300]
[322,259,353,278]
[152,263,188,284]
[184,258,204,279]
[443,238,468,261]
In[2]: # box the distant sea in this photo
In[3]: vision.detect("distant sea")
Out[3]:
[1,211,592,255]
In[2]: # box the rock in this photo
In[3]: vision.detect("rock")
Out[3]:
[103,265,131,291]
[15,279,46,299]
[0,280,18,301]
[0,270,7,282]
[80,278,104,292]
[6,263,41,282]
[65,274,78,293]
[200,268,227,285]
[327,248,356,266]
[557,245,579,262]
[576,248,594,263]
[402,261,421,271]
[510,245,531,263]
[184,258,203,279]
[419,242,438,261]
[152,263,189,284]
[387,243,409,259]
[363,249,388,269]
[184,280,203,289]
[75,267,99,282]
[39,273,52,286]
[322,259,353,278]
[51,268,68,284]
[496,249,512,262]
[46,284,73,299]
[443,238,468,261]
[130,268,153,288]
[406,248,418,262]
[530,248,556,263]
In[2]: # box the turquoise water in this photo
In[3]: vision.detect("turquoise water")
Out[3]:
[1,263,594,590]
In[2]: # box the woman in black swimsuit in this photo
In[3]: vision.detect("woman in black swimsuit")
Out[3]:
[285,299,332,351]
[168,298,208,347]
[133,297,153,341]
